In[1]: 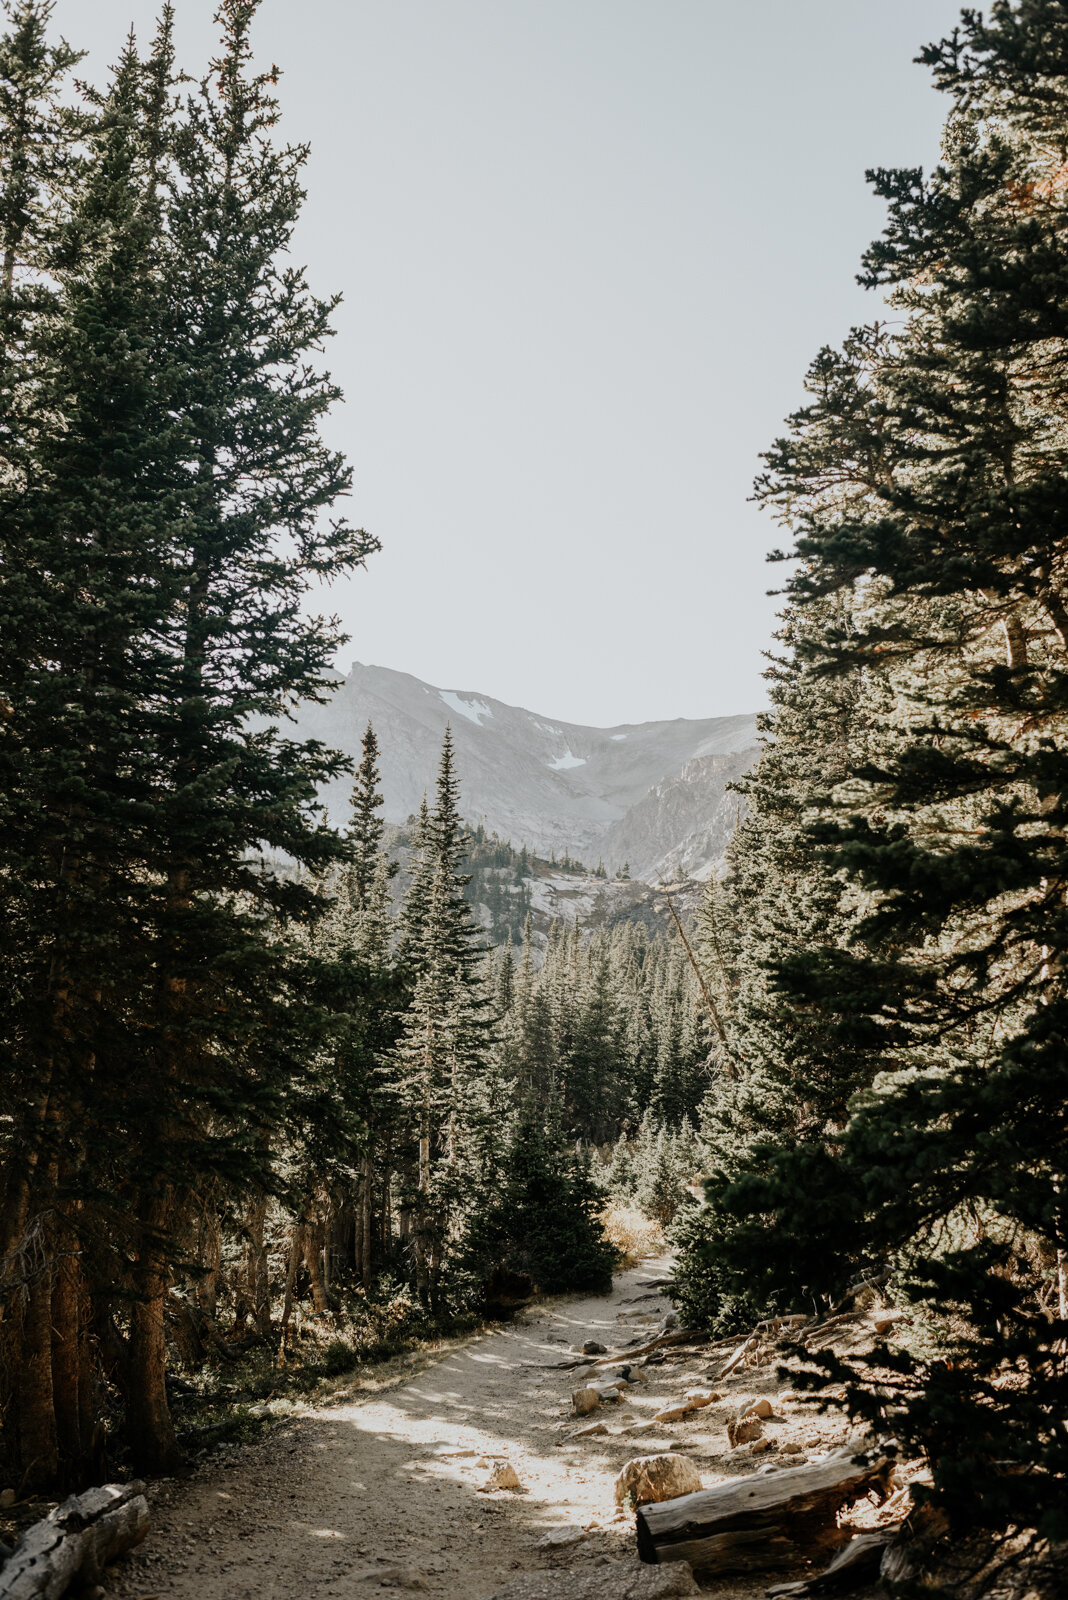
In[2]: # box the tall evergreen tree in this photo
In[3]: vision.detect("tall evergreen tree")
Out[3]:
[683,2,1068,1545]
[0,0,377,1485]
[347,720,392,907]
[387,730,494,1308]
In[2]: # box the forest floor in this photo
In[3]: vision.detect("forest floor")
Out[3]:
[109,1257,881,1600]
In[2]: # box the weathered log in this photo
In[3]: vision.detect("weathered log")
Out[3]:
[635,1446,892,1575]
[559,1329,706,1372]
[0,1482,149,1599]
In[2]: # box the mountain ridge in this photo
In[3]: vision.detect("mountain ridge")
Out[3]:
[289,662,759,879]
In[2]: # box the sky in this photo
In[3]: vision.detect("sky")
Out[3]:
[52,0,966,726]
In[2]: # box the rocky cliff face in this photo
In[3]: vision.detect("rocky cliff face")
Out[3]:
[601,750,755,881]
[289,662,758,879]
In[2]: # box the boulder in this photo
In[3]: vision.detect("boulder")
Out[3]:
[614,1453,702,1508]
[572,1386,600,1416]
[727,1414,764,1448]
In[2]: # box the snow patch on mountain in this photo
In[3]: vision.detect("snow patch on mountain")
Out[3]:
[439,690,493,726]
[548,751,586,771]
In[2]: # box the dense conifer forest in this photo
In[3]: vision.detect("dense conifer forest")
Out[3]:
[1,0,1067,1589]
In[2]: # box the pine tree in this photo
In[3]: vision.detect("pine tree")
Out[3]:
[0,13,190,1487]
[686,2,1068,1544]
[0,0,377,1485]
[348,721,393,907]
[386,732,494,1309]
[468,1091,615,1295]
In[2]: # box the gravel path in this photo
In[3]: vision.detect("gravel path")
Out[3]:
[111,1258,854,1599]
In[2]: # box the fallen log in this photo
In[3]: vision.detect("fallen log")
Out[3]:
[0,1482,149,1599]
[635,1445,892,1575]
[766,1528,898,1596]
[557,1329,705,1372]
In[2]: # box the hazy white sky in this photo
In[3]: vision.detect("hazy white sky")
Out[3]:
[53,0,964,725]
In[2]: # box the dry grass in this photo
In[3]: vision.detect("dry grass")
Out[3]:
[601,1202,665,1267]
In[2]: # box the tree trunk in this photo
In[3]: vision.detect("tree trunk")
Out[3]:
[196,1203,220,1318]
[361,1155,373,1283]
[246,1197,271,1338]
[280,1224,302,1332]
[18,1261,59,1491]
[124,1247,181,1475]
[50,1232,87,1488]
[305,1221,329,1314]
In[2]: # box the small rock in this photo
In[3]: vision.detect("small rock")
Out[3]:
[573,1423,608,1438]
[536,1525,587,1550]
[778,1390,799,1404]
[619,1364,645,1383]
[0,1489,14,1510]
[683,1389,719,1409]
[749,1437,771,1454]
[614,1453,702,1508]
[727,1415,764,1447]
[591,1384,623,1403]
[872,1313,905,1336]
[751,1397,775,1419]
[572,1386,600,1416]
[652,1404,692,1424]
[582,1340,608,1355]
[620,1421,659,1435]
[483,1461,522,1491]
[780,1440,804,1455]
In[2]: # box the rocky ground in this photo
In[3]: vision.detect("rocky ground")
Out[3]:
[107,1258,892,1600]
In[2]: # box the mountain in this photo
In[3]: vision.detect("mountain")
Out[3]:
[290,662,759,880]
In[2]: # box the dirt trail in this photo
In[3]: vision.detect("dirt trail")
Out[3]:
[111,1259,854,1599]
